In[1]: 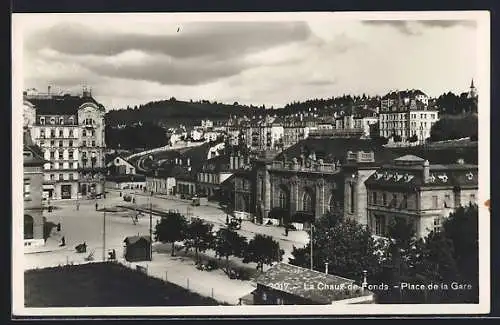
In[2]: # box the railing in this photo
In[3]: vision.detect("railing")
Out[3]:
[271,160,338,173]
[346,151,375,163]
[309,128,364,137]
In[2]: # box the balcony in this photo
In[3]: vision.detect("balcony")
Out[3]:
[78,166,107,173]
[271,160,339,173]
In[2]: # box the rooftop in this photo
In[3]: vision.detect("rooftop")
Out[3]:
[25,93,105,115]
[255,263,370,304]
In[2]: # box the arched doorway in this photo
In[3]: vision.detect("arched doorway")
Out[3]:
[24,215,34,239]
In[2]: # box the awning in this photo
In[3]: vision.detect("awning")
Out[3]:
[42,184,54,190]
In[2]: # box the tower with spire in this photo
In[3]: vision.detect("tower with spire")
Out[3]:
[468,78,478,99]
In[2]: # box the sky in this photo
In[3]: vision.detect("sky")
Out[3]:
[15,12,483,110]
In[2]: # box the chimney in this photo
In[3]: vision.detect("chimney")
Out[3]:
[423,160,430,182]
[324,262,329,274]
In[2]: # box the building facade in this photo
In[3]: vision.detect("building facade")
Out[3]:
[379,90,438,143]
[23,87,106,200]
[364,155,478,238]
[23,130,46,246]
[107,156,136,175]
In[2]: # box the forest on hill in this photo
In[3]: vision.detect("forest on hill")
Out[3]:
[105,91,476,128]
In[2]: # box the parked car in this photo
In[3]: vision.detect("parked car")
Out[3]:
[228,217,242,230]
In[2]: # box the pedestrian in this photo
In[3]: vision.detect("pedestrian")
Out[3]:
[226,215,229,225]
[59,236,66,247]
[57,222,61,232]
[95,202,98,211]
[120,191,122,197]
[285,225,289,237]
[76,202,80,211]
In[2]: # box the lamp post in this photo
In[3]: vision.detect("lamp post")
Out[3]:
[149,192,153,261]
[310,224,314,270]
[102,204,106,262]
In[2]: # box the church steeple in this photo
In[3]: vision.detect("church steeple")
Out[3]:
[468,78,477,99]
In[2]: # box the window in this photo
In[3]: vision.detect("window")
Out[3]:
[59,129,63,137]
[69,117,74,125]
[444,194,451,208]
[279,189,288,209]
[83,130,87,137]
[382,193,387,206]
[40,117,45,125]
[59,117,64,125]
[329,194,336,212]
[432,196,439,209]
[69,129,74,137]
[50,129,56,138]
[433,217,442,233]
[23,179,30,198]
[68,150,74,160]
[83,141,86,147]
[50,140,55,146]
[375,215,386,236]
[303,191,313,212]
[50,151,55,159]
[402,194,408,209]
[73,162,78,169]
[470,194,476,204]
[58,151,63,160]
[372,192,377,205]
[59,141,63,147]
[50,117,56,125]
[40,140,45,146]
[69,173,74,180]
[92,140,96,147]
[40,129,45,138]
[69,140,73,147]
[59,174,64,181]
[91,130,95,136]
[50,174,55,181]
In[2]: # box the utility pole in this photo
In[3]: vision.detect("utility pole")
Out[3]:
[102,207,106,262]
[149,193,153,261]
[310,224,314,270]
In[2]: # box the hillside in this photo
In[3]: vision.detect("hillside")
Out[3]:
[105,98,268,127]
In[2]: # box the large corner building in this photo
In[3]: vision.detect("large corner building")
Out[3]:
[23,87,106,200]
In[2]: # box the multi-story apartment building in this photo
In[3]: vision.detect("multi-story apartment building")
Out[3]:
[23,129,46,246]
[379,90,438,143]
[282,116,317,149]
[364,155,477,238]
[23,87,106,200]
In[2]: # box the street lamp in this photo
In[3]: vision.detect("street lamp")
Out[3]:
[149,192,153,261]
[102,203,106,262]
[310,224,314,271]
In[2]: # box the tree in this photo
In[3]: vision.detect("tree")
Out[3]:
[154,212,188,256]
[184,218,214,263]
[408,134,418,143]
[393,134,402,143]
[214,228,248,276]
[243,234,284,272]
[289,214,381,280]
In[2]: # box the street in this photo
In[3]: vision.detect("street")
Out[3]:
[24,190,309,304]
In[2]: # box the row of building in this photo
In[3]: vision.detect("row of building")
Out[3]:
[137,135,477,240]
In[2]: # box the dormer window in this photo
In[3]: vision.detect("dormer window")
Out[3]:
[59,117,64,125]
[466,172,474,180]
[69,117,74,125]
[39,117,45,125]
[50,117,56,125]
